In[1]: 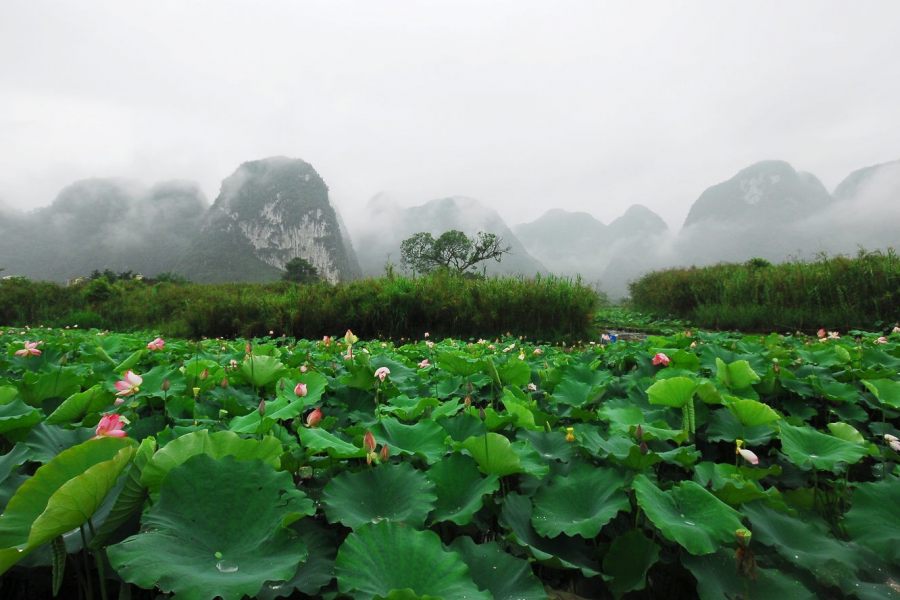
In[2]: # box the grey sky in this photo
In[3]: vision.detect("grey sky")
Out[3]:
[1,1,898,231]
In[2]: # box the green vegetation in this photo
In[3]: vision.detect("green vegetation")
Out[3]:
[281,257,320,284]
[0,272,598,342]
[630,249,900,332]
[2,324,899,598]
[400,230,510,275]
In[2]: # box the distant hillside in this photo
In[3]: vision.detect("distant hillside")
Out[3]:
[351,195,545,277]
[176,157,361,284]
[0,178,208,282]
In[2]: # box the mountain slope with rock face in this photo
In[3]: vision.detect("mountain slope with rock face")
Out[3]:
[178,157,361,283]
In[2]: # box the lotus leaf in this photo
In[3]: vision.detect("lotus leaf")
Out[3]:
[449,537,547,600]
[602,529,660,597]
[844,477,900,564]
[632,474,744,555]
[108,454,313,600]
[779,423,867,472]
[335,520,491,600]
[531,464,629,538]
[322,462,436,529]
[426,453,499,525]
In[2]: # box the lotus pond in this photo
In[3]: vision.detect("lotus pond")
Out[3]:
[1,325,899,599]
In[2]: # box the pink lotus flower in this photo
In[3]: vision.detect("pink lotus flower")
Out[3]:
[527,383,537,391]
[828,331,841,340]
[652,353,670,367]
[146,337,165,351]
[533,348,542,355]
[14,341,41,357]
[374,367,390,382]
[322,335,331,345]
[306,407,322,427]
[817,329,827,338]
[418,359,430,369]
[875,336,888,344]
[94,414,127,439]
[115,371,142,397]
[294,382,308,397]
[424,332,430,338]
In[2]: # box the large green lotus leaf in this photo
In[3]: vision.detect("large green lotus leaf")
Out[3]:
[0,398,41,434]
[742,501,864,586]
[725,398,781,427]
[90,437,157,549]
[826,422,867,446]
[299,427,366,459]
[602,529,660,598]
[0,385,18,405]
[380,394,440,420]
[715,358,760,390]
[437,353,488,377]
[17,369,83,407]
[647,376,697,408]
[0,443,32,485]
[449,537,547,600]
[683,547,817,600]
[862,379,900,409]
[632,474,744,555]
[335,520,491,600]
[501,394,538,430]
[45,385,116,425]
[499,492,600,576]
[844,477,900,564]
[510,440,550,479]
[516,429,575,463]
[456,433,524,477]
[813,379,858,403]
[108,454,312,600]
[238,355,287,388]
[531,464,630,538]
[551,379,597,408]
[25,423,95,463]
[779,424,867,472]
[498,359,532,387]
[426,453,499,525]
[256,518,338,599]
[368,418,448,464]
[0,437,136,574]
[322,462,436,530]
[140,429,282,494]
[705,408,776,446]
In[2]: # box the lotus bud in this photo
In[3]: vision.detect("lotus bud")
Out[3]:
[279,379,285,391]
[464,396,471,408]
[467,381,473,393]
[639,441,649,455]
[294,382,308,397]
[221,377,228,388]
[300,365,308,373]
[258,399,266,416]
[479,407,486,421]
[635,424,643,441]
[161,378,170,392]
[379,444,390,462]
[364,430,377,453]
[200,369,209,381]
[306,407,322,428]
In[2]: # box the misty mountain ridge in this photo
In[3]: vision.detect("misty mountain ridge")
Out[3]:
[2,156,898,303]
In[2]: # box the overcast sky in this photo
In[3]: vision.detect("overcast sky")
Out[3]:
[1,1,898,231]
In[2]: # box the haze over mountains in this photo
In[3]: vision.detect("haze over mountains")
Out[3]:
[1,156,897,299]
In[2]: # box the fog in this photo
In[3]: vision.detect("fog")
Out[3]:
[2,1,899,234]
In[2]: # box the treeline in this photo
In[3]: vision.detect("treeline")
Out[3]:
[0,271,600,342]
[629,250,900,332]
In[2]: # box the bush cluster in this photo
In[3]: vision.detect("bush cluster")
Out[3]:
[629,249,900,331]
[0,271,600,342]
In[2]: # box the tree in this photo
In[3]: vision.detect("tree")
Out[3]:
[282,257,320,284]
[400,230,511,275]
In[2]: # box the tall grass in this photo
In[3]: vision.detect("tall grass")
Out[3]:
[629,249,900,332]
[0,272,601,341]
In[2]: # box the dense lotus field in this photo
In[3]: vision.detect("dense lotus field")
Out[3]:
[1,324,900,599]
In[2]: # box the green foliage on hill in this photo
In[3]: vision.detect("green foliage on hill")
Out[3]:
[629,249,900,332]
[0,272,600,342]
